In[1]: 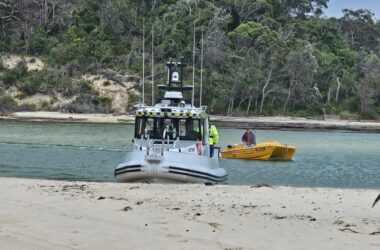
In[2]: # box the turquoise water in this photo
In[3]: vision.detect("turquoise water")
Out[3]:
[0,121,379,188]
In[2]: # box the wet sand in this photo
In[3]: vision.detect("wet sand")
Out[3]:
[0,178,379,250]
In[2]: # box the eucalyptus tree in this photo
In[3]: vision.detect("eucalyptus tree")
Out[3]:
[340,9,379,53]
[229,20,286,114]
[281,0,328,18]
[229,0,273,24]
[284,41,318,112]
[356,53,380,120]
[315,51,342,105]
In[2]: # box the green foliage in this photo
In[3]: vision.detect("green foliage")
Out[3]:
[339,111,358,120]
[2,71,17,86]
[29,27,49,54]
[20,79,42,96]
[49,45,69,65]
[99,96,113,113]
[0,96,18,115]
[40,100,51,110]
[77,80,93,94]
[14,60,28,79]
[0,58,4,71]
[0,0,379,119]
[229,21,284,52]
[17,103,37,112]
[127,91,140,110]
[14,93,27,100]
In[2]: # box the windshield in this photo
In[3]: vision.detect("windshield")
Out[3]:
[135,116,202,141]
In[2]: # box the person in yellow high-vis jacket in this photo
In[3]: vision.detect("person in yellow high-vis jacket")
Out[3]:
[209,124,219,157]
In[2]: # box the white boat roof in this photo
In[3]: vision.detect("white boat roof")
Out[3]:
[164,91,182,99]
[135,100,206,118]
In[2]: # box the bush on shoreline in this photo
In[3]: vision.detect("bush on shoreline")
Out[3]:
[0,96,18,115]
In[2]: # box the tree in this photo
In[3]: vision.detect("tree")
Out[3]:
[357,53,380,120]
[229,21,285,114]
[282,0,328,18]
[0,95,17,114]
[284,42,319,112]
[315,51,342,105]
[340,9,379,52]
[230,0,273,24]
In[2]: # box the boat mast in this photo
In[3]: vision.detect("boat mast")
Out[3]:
[192,21,196,107]
[151,1,155,106]
[142,20,145,105]
[200,28,204,107]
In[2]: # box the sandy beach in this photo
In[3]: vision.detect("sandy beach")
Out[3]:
[0,178,379,250]
[1,111,380,132]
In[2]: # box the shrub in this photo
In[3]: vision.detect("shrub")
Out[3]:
[20,79,41,95]
[361,108,379,120]
[0,96,18,115]
[17,103,37,112]
[29,27,48,54]
[40,100,50,109]
[14,59,28,78]
[294,110,310,118]
[99,96,113,113]
[78,80,93,94]
[49,45,70,65]
[2,71,16,86]
[127,91,139,110]
[339,111,358,120]
[0,58,4,70]
[14,93,27,99]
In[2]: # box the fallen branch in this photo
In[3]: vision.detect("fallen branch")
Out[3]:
[372,193,380,208]
[339,228,359,233]
[370,231,380,235]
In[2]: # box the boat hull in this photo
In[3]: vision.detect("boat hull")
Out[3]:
[221,141,296,161]
[115,151,227,184]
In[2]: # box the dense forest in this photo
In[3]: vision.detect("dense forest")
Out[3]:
[0,0,379,119]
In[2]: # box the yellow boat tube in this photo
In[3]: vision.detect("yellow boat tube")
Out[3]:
[221,141,296,161]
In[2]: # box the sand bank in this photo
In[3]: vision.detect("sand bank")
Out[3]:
[0,177,379,250]
[1,111,380,132]
[0,111,134,124]
[211,115,380,132]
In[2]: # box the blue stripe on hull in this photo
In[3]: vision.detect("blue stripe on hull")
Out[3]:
[114,165,142,176]
[168,170,227,183]
[168,166,227,179]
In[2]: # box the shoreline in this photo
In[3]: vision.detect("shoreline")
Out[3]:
[1,111,380,132]
[0,177,379,249]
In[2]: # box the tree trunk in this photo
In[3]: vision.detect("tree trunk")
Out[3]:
[283,80,295,112]
[254,87,258,114]
[259,62,274,114]
[335,77,341,103]
[246,95,252,115]
[230,95,235,116]
[210,87,217,112]
[327,87,331,104]
[238,92,247,109]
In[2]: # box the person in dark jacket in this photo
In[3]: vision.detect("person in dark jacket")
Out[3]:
[241,128,256,146]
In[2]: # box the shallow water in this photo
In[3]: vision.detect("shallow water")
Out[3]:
[0,121,379,188]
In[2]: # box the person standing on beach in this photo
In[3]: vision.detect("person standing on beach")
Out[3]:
[242,128,256,146]
[209,123,219,157]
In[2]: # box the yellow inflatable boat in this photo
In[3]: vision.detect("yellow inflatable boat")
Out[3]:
[221,141,296,161]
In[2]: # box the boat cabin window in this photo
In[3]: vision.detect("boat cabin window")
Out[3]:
[135,116,202,141]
